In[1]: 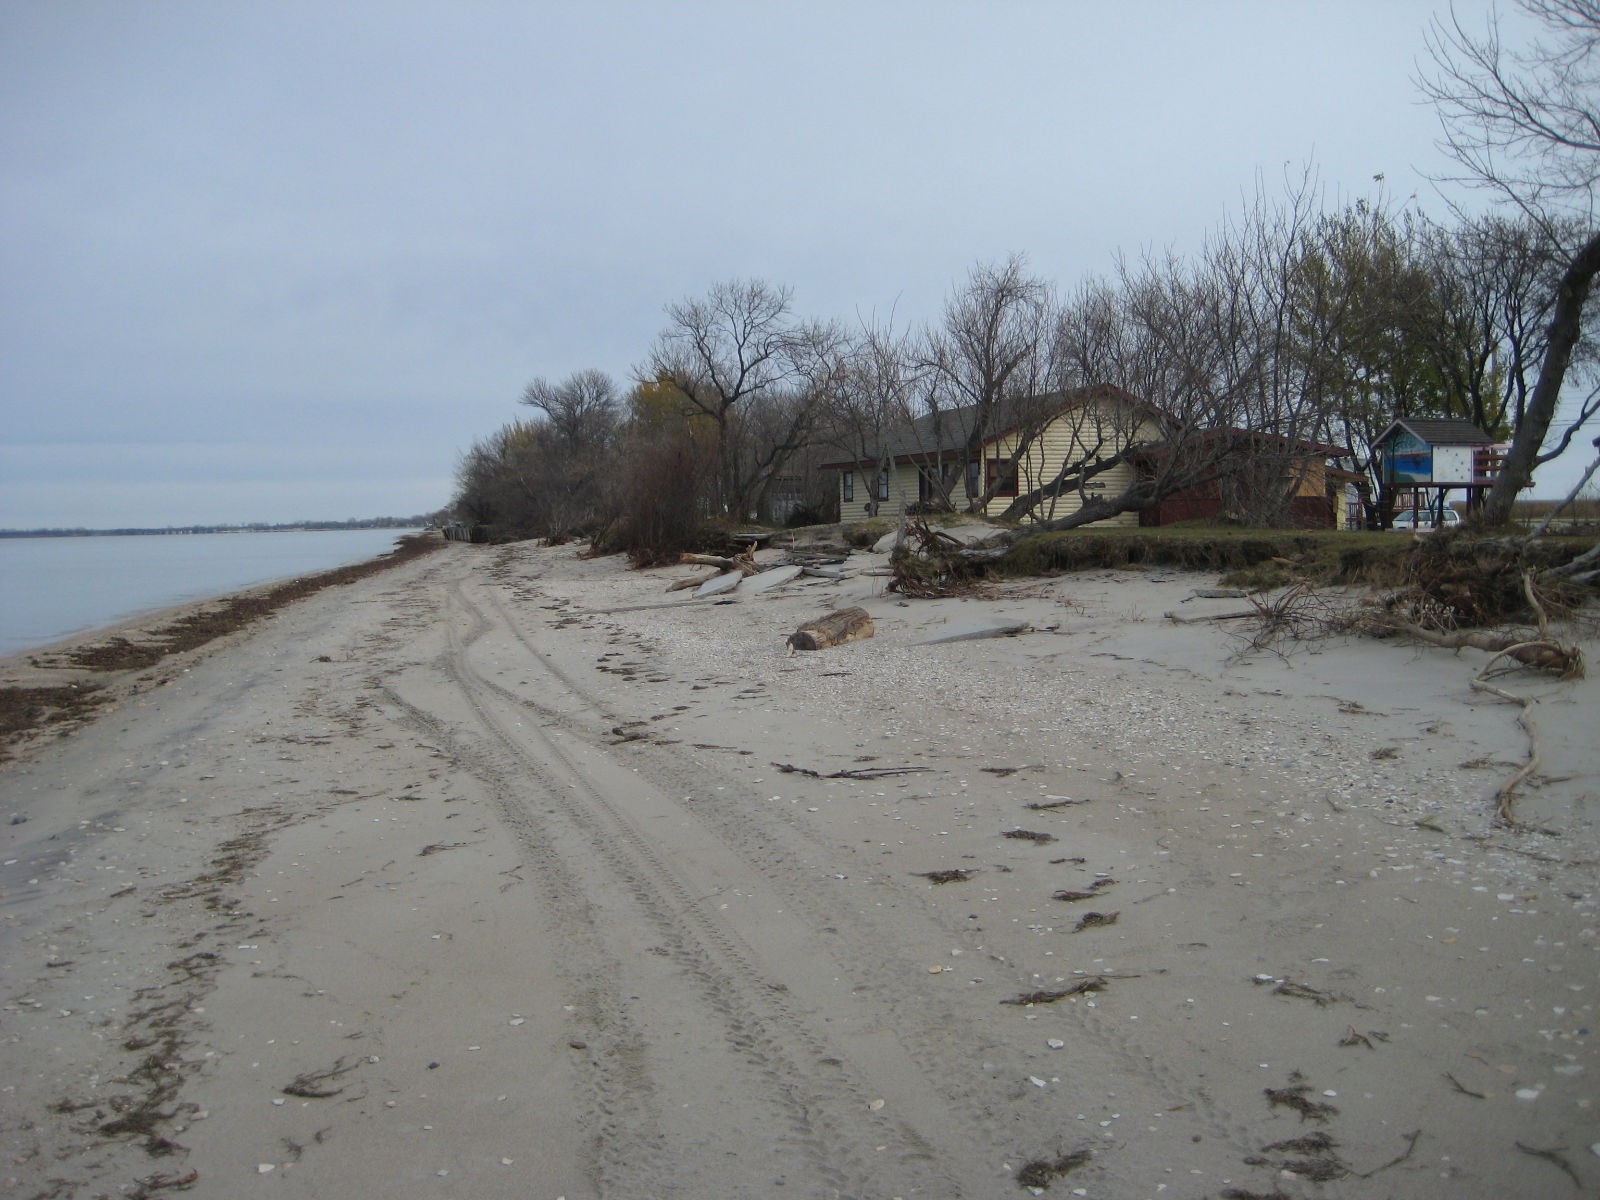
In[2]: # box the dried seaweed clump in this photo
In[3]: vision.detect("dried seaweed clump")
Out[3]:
[1246,1131,1348,1182]
[1014,1149,1090,1189]
[915,869,976,884]
[1001,977,1109,1006]
[1264,1071,1338,1123]
[1001,828,1057,845]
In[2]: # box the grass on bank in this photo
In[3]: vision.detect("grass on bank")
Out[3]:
[986,524,1598,592]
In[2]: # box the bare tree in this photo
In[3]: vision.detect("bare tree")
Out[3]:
[1417,215,1556,438]
[1207,175,1343,525]
[522,368,621,452]
[997,250,1247,530]
[1290,201,1462,527]
[922,255,1063,513]
[450,370,624,540]
[820,316,931,516]
[452,421,547,536]
[1421,0,1600,521]
[1005,181,1362,532]
[642,278,840,519]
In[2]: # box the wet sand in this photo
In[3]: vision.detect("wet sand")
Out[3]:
[2,536,1596,1198]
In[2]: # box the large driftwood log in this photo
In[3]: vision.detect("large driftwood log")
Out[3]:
[787,606,874,652]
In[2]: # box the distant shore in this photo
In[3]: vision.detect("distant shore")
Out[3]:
[1,537,1595,1198]
[0,518,430,538]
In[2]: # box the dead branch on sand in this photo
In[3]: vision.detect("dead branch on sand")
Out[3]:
[1218,571,1580,825]
[1470,670,1543,826]
[1220,583,1349,660]
[1350,569,1583,678]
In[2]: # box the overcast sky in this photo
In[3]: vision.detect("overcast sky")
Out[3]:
[0,0,1583,529]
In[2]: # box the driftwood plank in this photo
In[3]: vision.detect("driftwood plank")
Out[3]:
[740,565,804,593]
[695,571,743,598]
[913,619,1030,645]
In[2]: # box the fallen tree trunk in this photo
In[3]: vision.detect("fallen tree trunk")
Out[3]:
[1367,572,1583,679]
[1372,621,1583,677]
[1539,540,1600,587]
[787,606,874,652]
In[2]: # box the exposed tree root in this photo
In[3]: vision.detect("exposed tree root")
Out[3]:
[888,519,988,598]
[1470,673,1542,825]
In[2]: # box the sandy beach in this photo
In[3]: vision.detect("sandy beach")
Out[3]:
[2,535,1596,1199]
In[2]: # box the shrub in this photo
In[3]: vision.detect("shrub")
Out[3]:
[606,431,716,566]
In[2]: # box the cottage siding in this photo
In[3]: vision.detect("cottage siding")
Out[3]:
[1002,460,1141,526]
[980,407,1150,527]
[838,463,922,523]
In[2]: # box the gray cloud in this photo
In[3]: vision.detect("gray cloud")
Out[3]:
[1,0,1566,528]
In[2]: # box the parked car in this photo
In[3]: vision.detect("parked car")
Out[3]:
[1390,507,1462,531]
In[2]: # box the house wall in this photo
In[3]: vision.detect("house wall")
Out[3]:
[837,463,924,523]
[1292,458,1327,498]
[833,400,1148,527]
[1139,465,1337,529]
[985,407,1147,527]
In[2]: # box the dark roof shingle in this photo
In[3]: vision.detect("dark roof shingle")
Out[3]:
[1382,418,1496,447]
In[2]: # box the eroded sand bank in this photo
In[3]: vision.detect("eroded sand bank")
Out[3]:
[2,539,1596,1198]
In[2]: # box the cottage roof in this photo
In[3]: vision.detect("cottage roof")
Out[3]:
[1130,427,1344,460]
[1377,418,1496,448]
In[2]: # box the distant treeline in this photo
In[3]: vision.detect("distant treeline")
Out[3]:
[0,516,432,538]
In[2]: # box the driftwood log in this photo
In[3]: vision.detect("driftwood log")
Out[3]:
[681,551,760,576]
[787,606,874,652]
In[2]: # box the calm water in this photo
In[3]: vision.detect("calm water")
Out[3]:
[0,529,423,658]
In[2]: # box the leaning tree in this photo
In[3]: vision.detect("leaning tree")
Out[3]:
[1421,0,1600,522]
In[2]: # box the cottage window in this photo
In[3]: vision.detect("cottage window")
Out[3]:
[965,460,980,498]
[986,457,1019,498]
[876,469,889,501]
[842,470,854,502]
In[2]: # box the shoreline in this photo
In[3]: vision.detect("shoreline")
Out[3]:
[1,538,1595,1198]
[0,533,445,755]
[0,527,432,664]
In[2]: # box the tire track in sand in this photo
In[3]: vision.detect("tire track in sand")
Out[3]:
[467,560,1272,1193]
[383,575,993,1198]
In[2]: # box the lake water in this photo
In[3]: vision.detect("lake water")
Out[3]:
[0,529,423,658]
